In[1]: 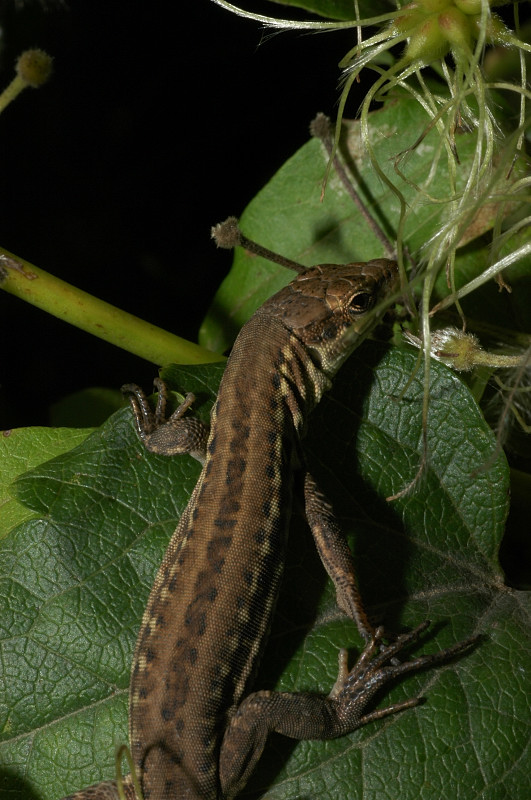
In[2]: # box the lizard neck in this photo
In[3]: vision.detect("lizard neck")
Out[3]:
[219,307,333,437]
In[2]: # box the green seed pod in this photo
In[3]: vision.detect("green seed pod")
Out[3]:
[418,0,449,12]
[392,4,424,36]
[404,15,449,62]
[454,0,485,15]
[438,6,474,50]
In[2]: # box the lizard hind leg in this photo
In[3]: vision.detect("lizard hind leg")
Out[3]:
[219,623,477,797]
[333,622,479,730]
[60,745,141,800]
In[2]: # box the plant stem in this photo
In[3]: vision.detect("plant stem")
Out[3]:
[0,249,225,366]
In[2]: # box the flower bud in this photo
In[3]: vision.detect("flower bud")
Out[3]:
[16,49,53,88]
[404,327,482,371]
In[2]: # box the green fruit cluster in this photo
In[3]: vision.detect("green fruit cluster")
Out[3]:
[392,0,510,63]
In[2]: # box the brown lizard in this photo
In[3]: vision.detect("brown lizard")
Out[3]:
[63,219,477,799]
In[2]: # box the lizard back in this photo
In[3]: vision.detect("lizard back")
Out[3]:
[129,308,330,798]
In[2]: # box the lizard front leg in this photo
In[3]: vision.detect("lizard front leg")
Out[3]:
[122,379,209,463]
[303,471,376,641]
[219,622,477,798]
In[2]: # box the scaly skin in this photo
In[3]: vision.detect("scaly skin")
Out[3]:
[63,259,477,800]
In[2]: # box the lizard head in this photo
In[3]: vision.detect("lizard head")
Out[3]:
[211,217,399,377]
[264,259,399,377]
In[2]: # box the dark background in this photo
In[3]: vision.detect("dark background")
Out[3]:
[0,0,366,427]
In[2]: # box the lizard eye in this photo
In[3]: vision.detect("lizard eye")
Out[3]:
[348,292,374,315]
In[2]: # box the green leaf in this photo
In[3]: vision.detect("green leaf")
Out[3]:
[50,388,124,428]
[0,427,93,536]
[200,91,497,354]
[243,347,523,798]
[1,348,527,800]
